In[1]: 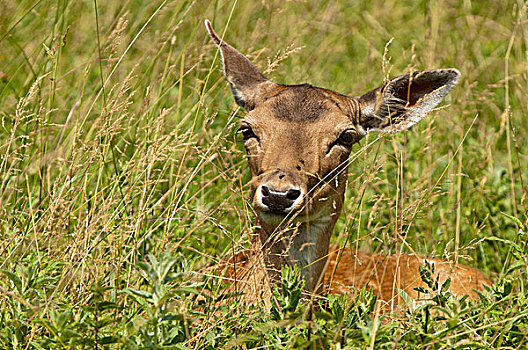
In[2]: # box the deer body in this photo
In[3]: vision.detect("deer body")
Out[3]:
[205,20,490,306]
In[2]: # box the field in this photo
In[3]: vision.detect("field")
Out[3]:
[1,0,527,348]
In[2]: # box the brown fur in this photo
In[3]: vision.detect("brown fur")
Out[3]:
[205,20,490,309]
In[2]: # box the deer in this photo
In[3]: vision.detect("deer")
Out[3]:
[204,20,490,311]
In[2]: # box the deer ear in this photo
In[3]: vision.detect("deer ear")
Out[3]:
[357,69,460,133]
[205,20,278,111]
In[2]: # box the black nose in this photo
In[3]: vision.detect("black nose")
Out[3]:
[260,185,301,213]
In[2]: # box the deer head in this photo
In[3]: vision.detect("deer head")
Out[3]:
[205,20,460,293]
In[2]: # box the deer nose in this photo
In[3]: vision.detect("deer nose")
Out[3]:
[258,185,302,213]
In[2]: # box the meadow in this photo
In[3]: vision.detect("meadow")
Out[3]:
[1,0,527,348]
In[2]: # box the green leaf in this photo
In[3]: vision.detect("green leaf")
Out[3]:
[313,310,333,321]
[100,336,119,344]
[441,277,451,293]
[506,260,525,275]
[97,301,122,311]
[123,288,153,301]
[1,270,23,293]
[500,212,525,231]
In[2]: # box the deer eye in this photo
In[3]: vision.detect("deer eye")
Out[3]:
[338,129,358,147]
[326,129,359,155]
[237,124,257,142]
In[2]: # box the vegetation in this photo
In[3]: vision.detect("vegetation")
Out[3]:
[1,0,527,348]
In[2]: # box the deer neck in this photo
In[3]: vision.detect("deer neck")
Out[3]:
[256,207,340,293]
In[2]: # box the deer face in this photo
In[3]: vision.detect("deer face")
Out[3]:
[240,84,360,227]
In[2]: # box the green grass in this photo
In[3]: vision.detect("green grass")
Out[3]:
[1,0,527,348]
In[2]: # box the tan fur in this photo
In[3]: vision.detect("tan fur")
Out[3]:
[324,249,490,303]
[219,247,490,310]
[205,20,490,309]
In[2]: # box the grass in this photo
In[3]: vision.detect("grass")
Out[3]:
[0,0,527,348]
